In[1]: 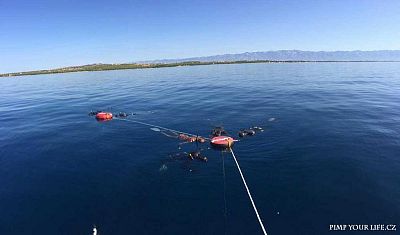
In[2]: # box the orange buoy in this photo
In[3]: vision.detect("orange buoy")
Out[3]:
[211,136,235,148]
[95,112,113,121]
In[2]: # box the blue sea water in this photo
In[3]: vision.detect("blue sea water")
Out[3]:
[0,63,399,235]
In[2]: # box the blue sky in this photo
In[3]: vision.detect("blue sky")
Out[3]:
[1,0,399,73]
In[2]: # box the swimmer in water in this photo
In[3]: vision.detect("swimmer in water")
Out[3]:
[117,112,129,118]
[211,126,228,137]
[178,134,206,143]
[88,110,102,116]
[188,151,208,162]
[168,150,208,162]
[238,129,255,137]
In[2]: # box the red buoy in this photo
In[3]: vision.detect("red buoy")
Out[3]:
[211,136,235,148]
[95,112,113,121]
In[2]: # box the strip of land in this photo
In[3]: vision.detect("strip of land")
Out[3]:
[1,60,398,77]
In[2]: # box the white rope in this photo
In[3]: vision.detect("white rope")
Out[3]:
[222,152,228,234]
[114,117,210,140]
[230,148,268,235]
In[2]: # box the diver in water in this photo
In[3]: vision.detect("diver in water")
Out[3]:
[211,126,228,137]
[251,126,264,131]
[168,150,208,162]
[160,131,206,145]
[178,134,206,143]
[88,110,102,116]
[238,129,255,137]
[116,112,129,118]
[162,149,207,172]
[238,126,264,137]
[188,150,208,162]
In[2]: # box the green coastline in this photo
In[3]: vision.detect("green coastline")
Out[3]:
[1,60,397,77]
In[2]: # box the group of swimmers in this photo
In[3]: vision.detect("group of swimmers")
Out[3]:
[89,109,264,164]
[211,125,264,138]
[170,125,265,162]
[178,134,206,143]
[168,127,228,163]
[168,150,208,163]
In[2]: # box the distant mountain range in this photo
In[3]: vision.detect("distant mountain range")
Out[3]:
[2,50,400,77]
[140,50,400,63]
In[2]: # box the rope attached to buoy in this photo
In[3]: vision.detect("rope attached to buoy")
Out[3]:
[114,117,210,140]
[113,117,266,234]
[222,151,228,234]
[229,148,268,235]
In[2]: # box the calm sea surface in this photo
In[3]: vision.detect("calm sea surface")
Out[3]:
[1,63,399,234]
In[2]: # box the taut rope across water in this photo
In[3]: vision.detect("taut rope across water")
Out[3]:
[222,151,228,234]
[114,117,211,140]
[229,148,268,235]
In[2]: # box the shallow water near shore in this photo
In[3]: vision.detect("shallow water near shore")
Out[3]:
[1,62,399,234]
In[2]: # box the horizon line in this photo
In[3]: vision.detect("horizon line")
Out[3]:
[2,59,400,78]
[3,49,400,74]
